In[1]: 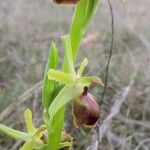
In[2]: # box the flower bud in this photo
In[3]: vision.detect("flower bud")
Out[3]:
[61,131,73,143]
[72,87,100,128]
[60,131,73,150]
[53,0,80,4]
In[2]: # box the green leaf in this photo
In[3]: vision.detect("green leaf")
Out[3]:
[0,124,30,141]
[84,0,100,25]
[42,42,59,109]
[24,109,36,134]
[48,69,75,85]
[70,0,101,62]
[62,35,75,74]
[19,140,34,150]
[70,0,87,61]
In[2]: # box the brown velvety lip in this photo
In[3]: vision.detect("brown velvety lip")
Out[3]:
[72,91,100,128]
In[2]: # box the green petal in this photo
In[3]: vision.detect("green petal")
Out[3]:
[77,58,88,77]
[48,85,83,123]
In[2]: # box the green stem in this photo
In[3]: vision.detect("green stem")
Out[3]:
[47,0,101,150]
[48,107,65,150]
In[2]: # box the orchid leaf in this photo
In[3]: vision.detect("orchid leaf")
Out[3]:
[70,0,89,61]
[0,124,30,141]
[24,109,36,134]
[42,41,59,109]
[62,35,75,74]
[84,0,100,25]
[70,0,101,62]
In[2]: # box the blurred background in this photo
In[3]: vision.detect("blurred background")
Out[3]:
[0,0,150,149]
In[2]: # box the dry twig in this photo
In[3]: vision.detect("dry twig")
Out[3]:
[135,138,150,150]
[98,76,135,143]
[117,115,150,129]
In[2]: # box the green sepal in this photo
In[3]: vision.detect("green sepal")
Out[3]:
[48,85,83,123]
[48,69,75,85]
[0,124,30,141]
[24,109,36,134]
[79,76,104,87]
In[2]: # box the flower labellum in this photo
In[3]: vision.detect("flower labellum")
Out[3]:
[53,0,80,4]
[72,87,100,128]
